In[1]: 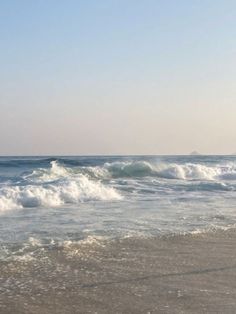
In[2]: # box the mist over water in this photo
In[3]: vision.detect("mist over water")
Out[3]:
[0,155,236,260]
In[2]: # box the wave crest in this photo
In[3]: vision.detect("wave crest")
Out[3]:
[0,161,122,211]
[24,160,70,183]
[99,161,236,181]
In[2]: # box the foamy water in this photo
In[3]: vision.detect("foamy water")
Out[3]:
[0,155,236,259]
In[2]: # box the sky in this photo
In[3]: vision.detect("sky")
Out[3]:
[0,0,236,155]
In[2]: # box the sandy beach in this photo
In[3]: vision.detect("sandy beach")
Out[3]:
[1,228,236,314]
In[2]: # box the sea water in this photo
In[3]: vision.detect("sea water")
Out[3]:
[0,155,236,260]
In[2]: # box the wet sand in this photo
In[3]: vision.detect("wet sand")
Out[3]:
[1,229,236,313]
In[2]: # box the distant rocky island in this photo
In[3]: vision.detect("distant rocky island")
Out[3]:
[190,151,201,156]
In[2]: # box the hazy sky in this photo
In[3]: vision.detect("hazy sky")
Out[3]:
[0,0,236,155]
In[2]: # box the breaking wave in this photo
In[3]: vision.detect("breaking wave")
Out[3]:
[102,160,236,181]
[0,161,121,212]
[24,160,72,183]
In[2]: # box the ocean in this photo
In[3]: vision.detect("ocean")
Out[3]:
[0,155,236,258]
[1,155,236,313]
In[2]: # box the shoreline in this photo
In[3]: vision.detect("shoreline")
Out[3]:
[1,229,236,313]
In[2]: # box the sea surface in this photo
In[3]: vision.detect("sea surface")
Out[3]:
[0,155,236,260]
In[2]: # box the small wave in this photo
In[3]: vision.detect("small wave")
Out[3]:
[219,172,236,180]
[184,224,236,236]
[185,181,234,192]
[104,161,154,178]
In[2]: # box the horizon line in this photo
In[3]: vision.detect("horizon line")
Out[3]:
[0,153,235,157]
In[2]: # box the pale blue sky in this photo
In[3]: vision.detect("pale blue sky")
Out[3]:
[0,0,236,155]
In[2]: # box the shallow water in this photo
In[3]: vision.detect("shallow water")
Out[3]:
[1,229,236,314]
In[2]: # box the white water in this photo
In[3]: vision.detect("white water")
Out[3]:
[0,161,122,211]
[0,156,235,250]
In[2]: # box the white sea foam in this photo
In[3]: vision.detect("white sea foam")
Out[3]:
[28,237,42,247]
[184,224,236,236]
[0,165,122,211]
[61,235,106,258]
[156,163,220,180]
[24,160,70,183]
